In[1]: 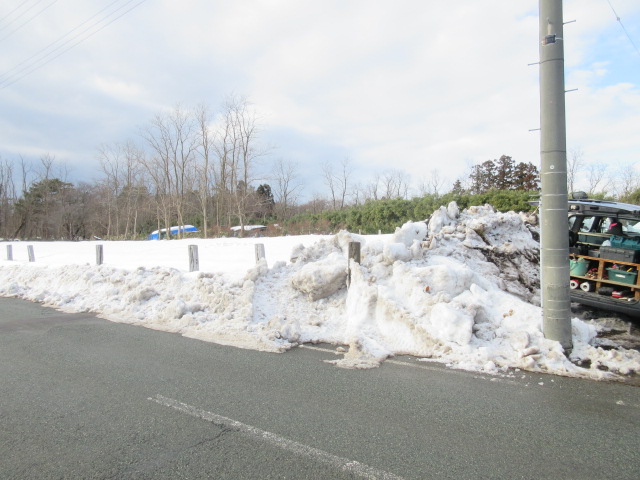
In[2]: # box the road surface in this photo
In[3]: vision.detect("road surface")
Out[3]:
[1,297,638,479]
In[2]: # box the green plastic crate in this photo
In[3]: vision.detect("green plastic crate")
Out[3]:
[606,268,638,285]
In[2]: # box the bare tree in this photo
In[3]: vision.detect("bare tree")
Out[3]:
[115,141,146,239]
[211,104,232,227]
[381,169,410,199]
[587,162,611,197]
[418,169,445,197]
[428,169,445,197]
[18,156,33,195]
[39,153,54,181]
[322,161,338,209]
[365,173,381,201]
[142,105,198,238]
[322,158,352,209]
[195,104,214,237]
[567,148,584,195]
[0,158,16,238]
[304,192,330,215]
[97,143,123,237]
[351,181,365,206]
[615,162,639,200]
[213,95,263,235]
[337,158,353,208]
[272,158,301,220]
[97,141,145,238]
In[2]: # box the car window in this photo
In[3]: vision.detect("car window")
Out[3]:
[568,216,577,229]
[599,218,613,233]
[579,216,596,232]
[627,221,640,233]
[618,219,640,234]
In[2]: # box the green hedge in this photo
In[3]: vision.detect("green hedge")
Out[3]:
[284,190,537,234]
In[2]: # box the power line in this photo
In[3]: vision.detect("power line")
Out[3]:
[0,0,58,43]
[0,0,148,89]
[0,0,45,32]
[0,0,35,29]
[606,0,640,57]
[0,0,130,82]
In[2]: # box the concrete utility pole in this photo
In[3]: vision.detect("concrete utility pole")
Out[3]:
[539,0,572,351]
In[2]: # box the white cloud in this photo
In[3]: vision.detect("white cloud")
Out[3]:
[0,0,638,194]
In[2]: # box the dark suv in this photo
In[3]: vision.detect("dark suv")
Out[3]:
[567,196,640,317]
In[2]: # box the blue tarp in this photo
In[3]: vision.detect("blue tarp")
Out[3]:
[147,225,198,240]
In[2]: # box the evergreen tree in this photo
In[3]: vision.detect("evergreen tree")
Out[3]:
[495,155,515,190]
[14,178,76,239]
[468,156,539,193]
[256,184,275,219]
[513,161,540,191]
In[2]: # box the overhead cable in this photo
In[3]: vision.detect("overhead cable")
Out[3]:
[606,0,640,57]
[0,0,148,89]
[0,0,129,82]
[0,0,35,29]
[0,0,45,32]
[0,1,58,43]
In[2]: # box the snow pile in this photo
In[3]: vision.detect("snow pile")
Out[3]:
[1,202,639,380]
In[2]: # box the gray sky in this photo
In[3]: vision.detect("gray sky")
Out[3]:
[1,0,638,196]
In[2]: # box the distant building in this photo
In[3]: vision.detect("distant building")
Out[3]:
[230,225,267,237]
[148,225,199,240]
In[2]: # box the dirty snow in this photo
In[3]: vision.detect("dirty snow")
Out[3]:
[1,202,639,381]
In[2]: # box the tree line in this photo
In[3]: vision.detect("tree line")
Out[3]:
[1,96,637,240]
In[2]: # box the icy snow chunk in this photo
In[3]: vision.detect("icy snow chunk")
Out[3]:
[290,252,347,301]
[462,227,487,248]
[392,221,427,246]
[327,340,387,369]
[382,243,412,264]
[289,244,305,263]
[447,201,460,220]
[422,261,475,297]
[428,201,460,236]
[245,258,268,282]
[326,263,391,369]
[126,287,159,303]
[427,303,473,346]
[571,318,598,344]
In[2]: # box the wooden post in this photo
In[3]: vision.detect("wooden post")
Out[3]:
[347,241,361,287]
[255,243,265,263]
[349,242,361,264]
[27,245,35,262]
[189,245,199,272]
[6,245,12,261]
[96,245,103,265]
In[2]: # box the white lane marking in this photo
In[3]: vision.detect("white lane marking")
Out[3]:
[299,345,519,384]
[148,394,405,480]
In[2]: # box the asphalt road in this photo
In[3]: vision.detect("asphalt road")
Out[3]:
[1,297,639,479]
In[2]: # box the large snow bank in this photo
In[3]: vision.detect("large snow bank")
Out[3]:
[1,203,639,380]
